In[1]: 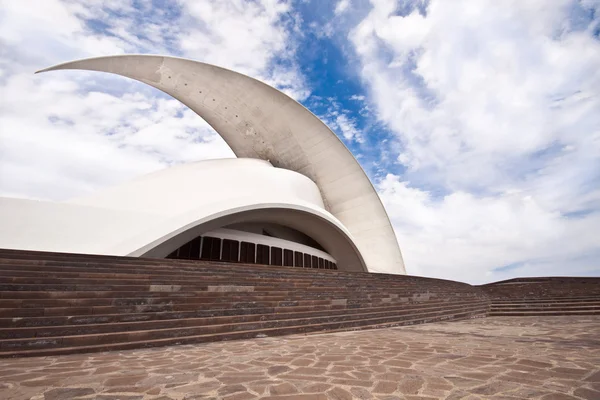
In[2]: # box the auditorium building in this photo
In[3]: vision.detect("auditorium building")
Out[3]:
[0,55,406,275]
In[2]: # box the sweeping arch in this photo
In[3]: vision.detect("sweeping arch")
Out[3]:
[38,55,406,274]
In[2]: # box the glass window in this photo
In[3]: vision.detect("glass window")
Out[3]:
[303,253,311,268]
[210,237,222,260]
[189,237,201,260]
[271,247,283,266]
[221,239,239,262]
[257,244,270,265]
[240,241,256,264]
[294,251,303,267]
[200,237,211,260]
[284,249,294,266]
[179,240,192,259]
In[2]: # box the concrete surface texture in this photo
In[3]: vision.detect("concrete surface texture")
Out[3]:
[1,316,599,400]
[0,159,366,271]
[36,54,406,275]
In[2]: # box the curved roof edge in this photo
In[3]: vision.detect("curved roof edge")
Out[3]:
[38,54,406,275]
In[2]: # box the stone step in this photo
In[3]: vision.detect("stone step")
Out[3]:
[0,257,354,275]
[0,293,483,318]
[0,279,466,297]
[0,304,488,356]
[0,288,434,301]
[490,306,600,313]
[0,249,490,357]
[489,297,600,305]
[0,293,459,309]
[0,298,486,328]
[489,310,600,317]
[491,303,600,310]
[0,299,490,339]
[305,311,488,337]
[0,255,464,285]
[0,308,486,358]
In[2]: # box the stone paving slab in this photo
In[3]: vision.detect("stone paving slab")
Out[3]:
[1,316,599,400]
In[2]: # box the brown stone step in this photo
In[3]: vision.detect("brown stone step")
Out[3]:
[0,272,454,293]
[0,287,481,308]
[490,297,600,305]
[0,297,487,328]
[0,291,484,319]
[0,257,347,275]
[0,248,490,357]
[489,310,600,316]
[0,253,469,285]
[306,310,487,336]
[0,307,486,358]
[0,249,472,284]
[491,303,600,310]
[0,296,339,309]
[0,298,490,338]
[0,289,413,301]
[0,303,488,353]
[0,299,490,339]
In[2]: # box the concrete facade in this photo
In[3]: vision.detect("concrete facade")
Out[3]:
[36,55,406,275]
[0,159,366,271]
[0,55,406,274]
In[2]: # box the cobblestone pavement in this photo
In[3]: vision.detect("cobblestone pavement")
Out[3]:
[1,316,599,400]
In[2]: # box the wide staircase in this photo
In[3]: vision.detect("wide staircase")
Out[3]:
[0,249,489,358]
[480,277,600,317]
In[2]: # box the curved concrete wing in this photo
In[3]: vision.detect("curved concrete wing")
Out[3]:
[0,159,367,270]
[38,55,406,274]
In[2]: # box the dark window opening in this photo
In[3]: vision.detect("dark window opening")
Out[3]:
[271,247,283,266]
[294,251,303,267]
[284,249,294,267]
[189,237,201,259]
[201,236,222,261]
[240,241,256,264]
[221,239,239,262]
[311,255,319,269]
[179,241,192,259]
[165,234,336,271]
[303,253,311,268]
[257,244,270,265]
[166,249,178,259]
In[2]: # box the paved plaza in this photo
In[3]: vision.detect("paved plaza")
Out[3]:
[1,317,599,400]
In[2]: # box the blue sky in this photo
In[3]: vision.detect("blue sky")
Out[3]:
[0,0,599,284]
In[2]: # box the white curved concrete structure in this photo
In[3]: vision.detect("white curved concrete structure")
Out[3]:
[36,55,406,274]
[0,55,407,274]
[0,159,366,271]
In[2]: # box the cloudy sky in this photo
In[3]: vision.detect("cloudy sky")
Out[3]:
[1,0,599,284]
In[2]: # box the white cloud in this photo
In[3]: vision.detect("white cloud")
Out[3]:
[316,97,365,144]
[335,0,351,16]
[334,113,364,143]
[350,94,366,101]
[0,0,307,201]
[0,72,233,201]
[351,0,600,282]
[177,0,308,99]
[378,174,600,283]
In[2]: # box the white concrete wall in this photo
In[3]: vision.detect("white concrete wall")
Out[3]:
[70,158,325,216]
[0,159,365,271]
